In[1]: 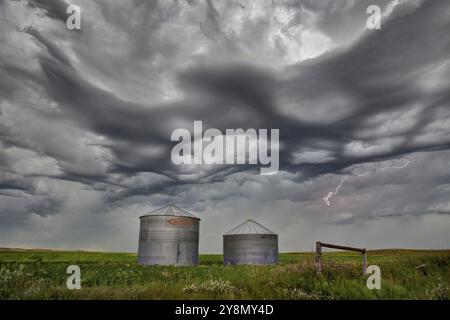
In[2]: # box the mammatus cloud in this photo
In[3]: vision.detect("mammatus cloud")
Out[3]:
[0,0,449,252]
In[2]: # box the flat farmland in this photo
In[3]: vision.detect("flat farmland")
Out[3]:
[0,248,448,299]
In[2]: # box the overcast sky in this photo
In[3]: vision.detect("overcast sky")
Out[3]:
[1,0,449,253]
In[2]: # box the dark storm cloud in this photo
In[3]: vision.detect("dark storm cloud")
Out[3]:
[0,0,449,251]
[25,27,72,66]
[180,0,450,178]
[29,0,450,180]
[26,0,69,22]
[3,0,450,183]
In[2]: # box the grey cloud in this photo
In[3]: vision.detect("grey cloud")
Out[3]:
[0,0,449,251]
[25,0,69,22]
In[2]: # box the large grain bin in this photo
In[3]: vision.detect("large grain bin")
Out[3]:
[137,204,200,266]
[223,219,278,265]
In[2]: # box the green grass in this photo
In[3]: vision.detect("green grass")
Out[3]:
[0,248,448,300]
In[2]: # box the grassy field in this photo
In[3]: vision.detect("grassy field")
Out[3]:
[0,248,448,300]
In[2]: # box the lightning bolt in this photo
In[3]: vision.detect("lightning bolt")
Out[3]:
[322,176,348,206]
[322,160,411,206]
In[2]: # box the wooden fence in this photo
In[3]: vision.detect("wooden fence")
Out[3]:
[315,241,367,275]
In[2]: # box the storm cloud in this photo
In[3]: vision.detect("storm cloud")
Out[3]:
[0,0,449,252]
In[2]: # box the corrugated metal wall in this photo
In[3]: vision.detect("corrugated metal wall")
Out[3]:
[223,234,278,265]
[137,215,199,266]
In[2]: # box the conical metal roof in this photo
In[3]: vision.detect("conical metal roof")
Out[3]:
[140,204,200,219]
[224,219,276,235]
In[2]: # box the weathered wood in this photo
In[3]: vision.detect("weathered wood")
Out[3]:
[318,242,366,254]
[315,241,322,274]
[316,241,367,275]
[362,253,367,275]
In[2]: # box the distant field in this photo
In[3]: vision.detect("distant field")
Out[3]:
[0,248,448,299]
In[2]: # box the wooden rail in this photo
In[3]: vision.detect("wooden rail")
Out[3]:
[315,241,367,275]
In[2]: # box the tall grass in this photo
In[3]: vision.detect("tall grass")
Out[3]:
[0,249,448,300]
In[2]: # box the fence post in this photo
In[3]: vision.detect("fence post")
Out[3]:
[315,241,322,274]
[362,250,367,275]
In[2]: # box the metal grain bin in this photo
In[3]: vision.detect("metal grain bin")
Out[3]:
[223,219,278,265]
[137,204,200,266]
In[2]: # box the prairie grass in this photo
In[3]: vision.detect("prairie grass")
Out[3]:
[0,249,448,300]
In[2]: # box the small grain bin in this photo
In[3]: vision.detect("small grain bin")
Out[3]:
[223,219,278,265]
[137,204,200,266]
